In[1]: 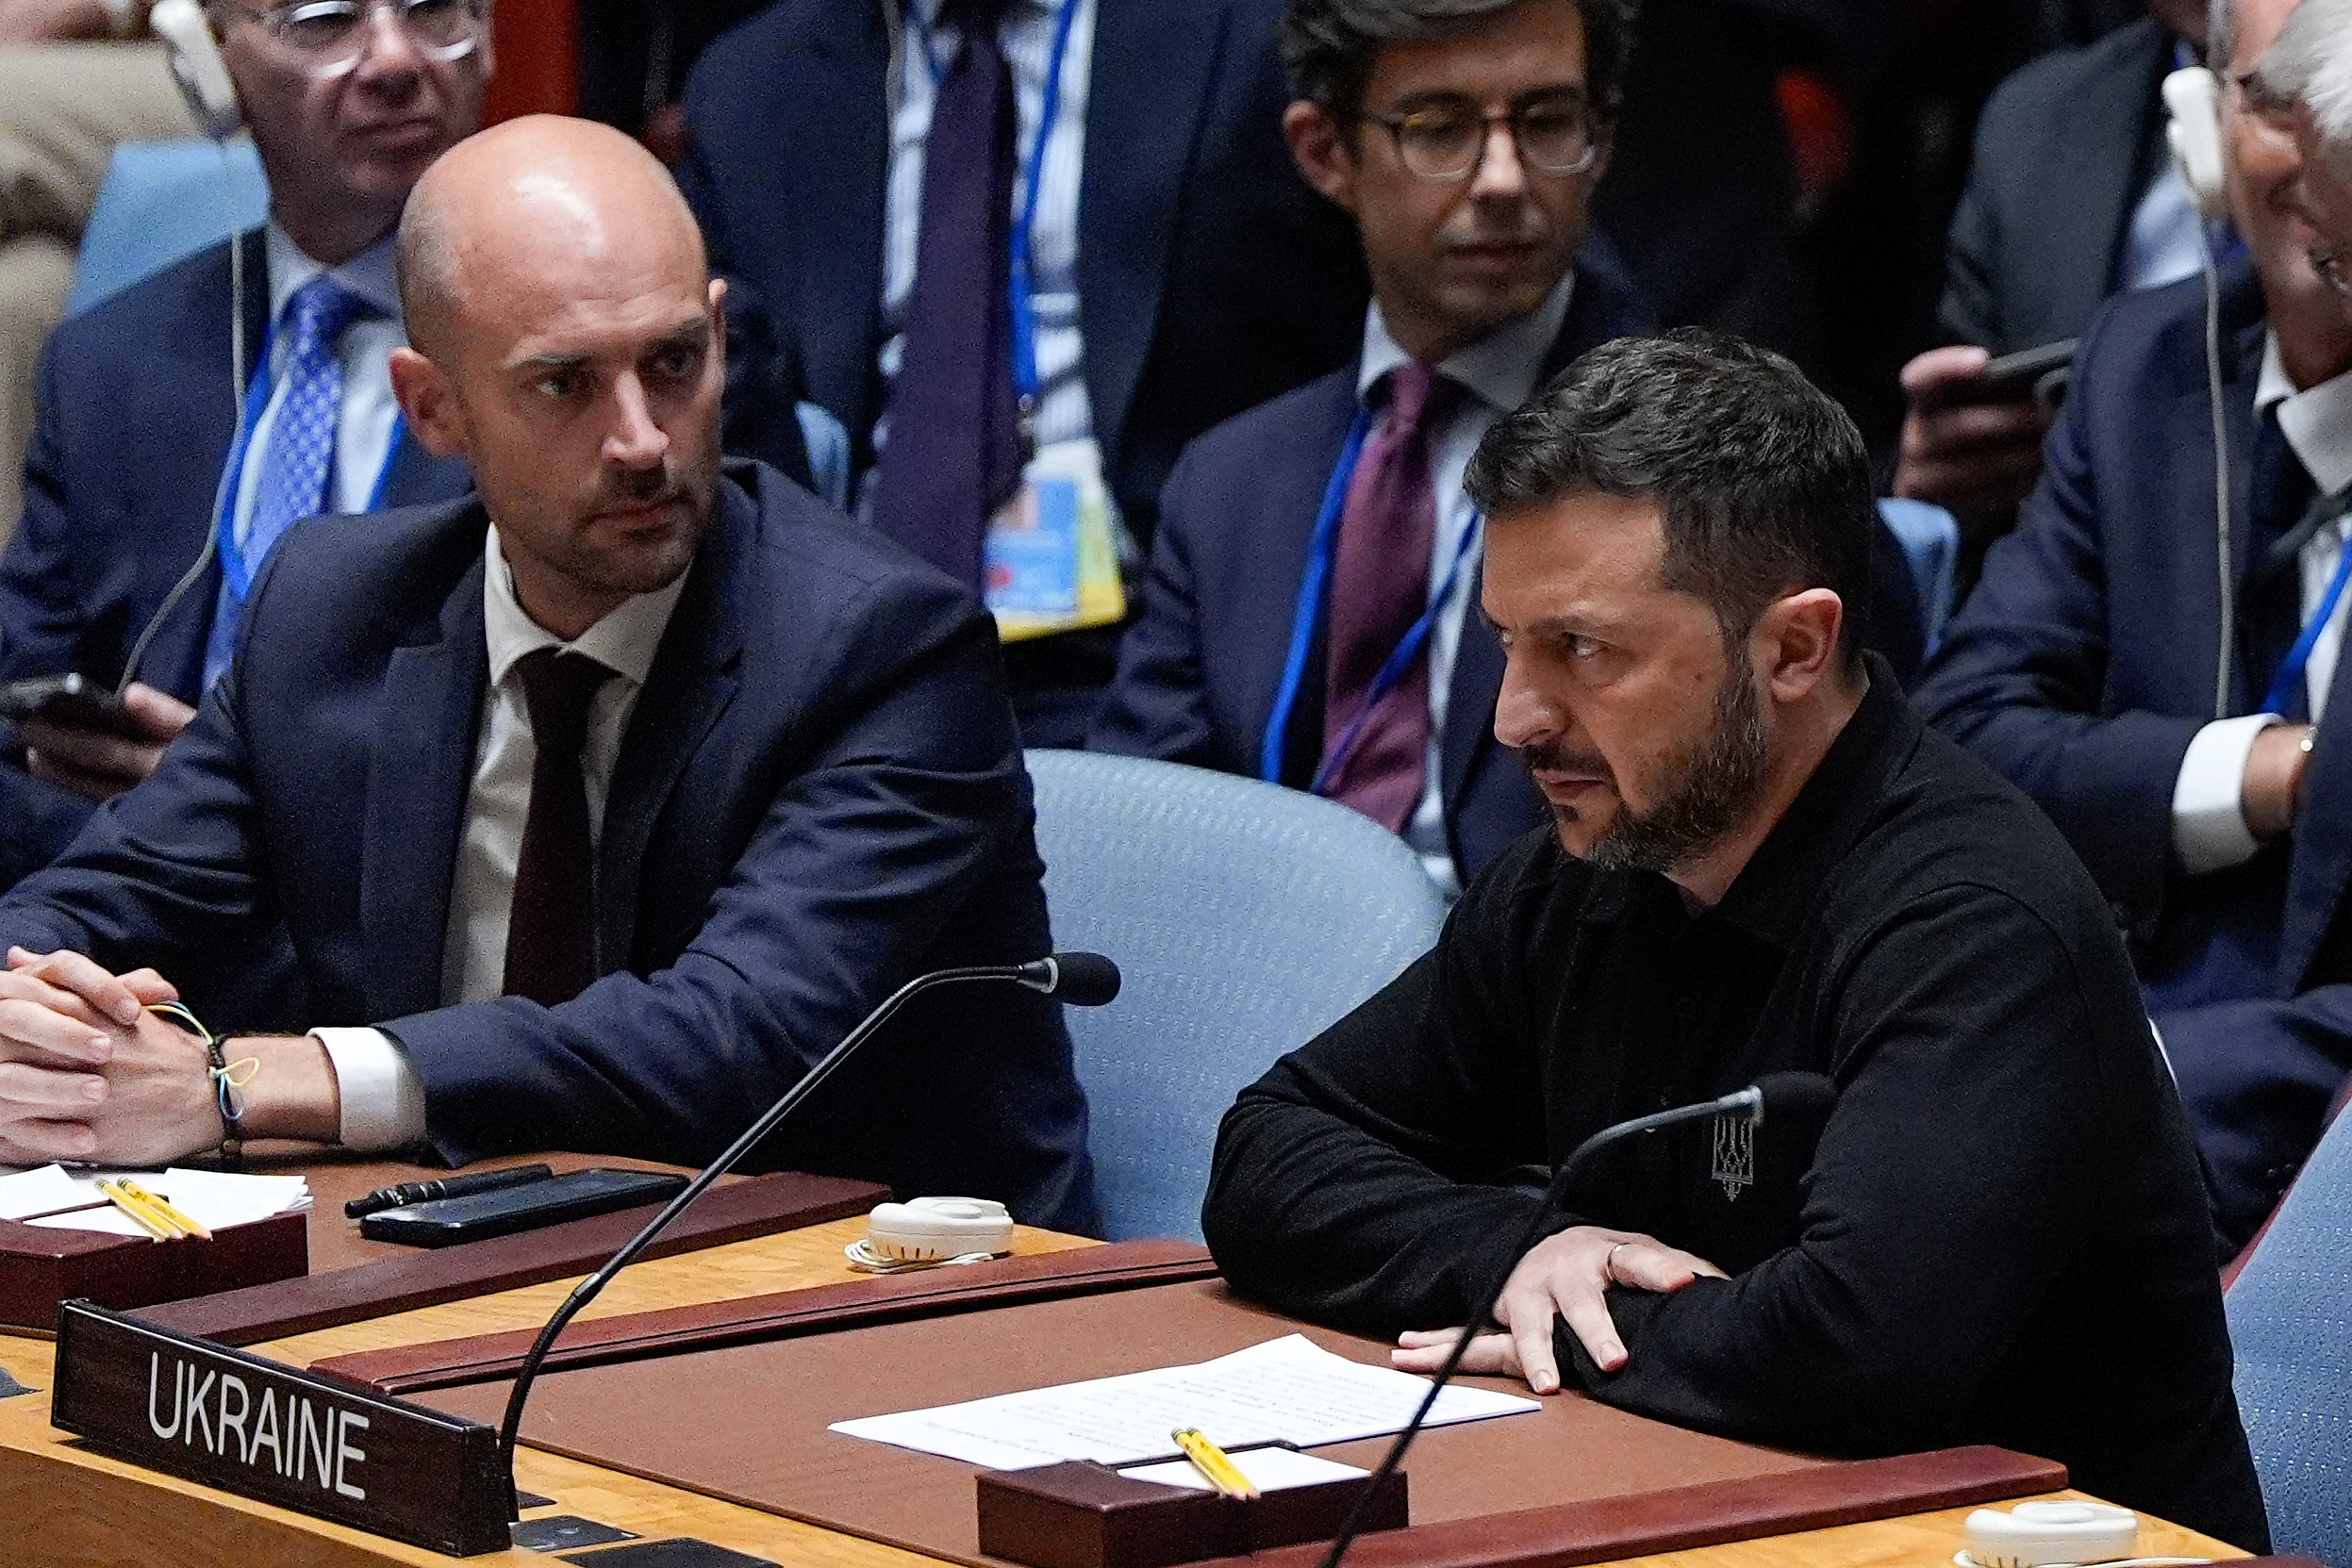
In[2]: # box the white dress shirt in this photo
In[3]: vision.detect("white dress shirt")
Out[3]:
[2171,335,2352,874]
[1354,271,1578,896]
[230,224,407,543]
[872,0,1095,477]
[312,532,689,1150]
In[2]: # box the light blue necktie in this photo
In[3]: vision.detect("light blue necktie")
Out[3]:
[204,274,370,687]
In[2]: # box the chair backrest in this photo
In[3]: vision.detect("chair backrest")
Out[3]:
[2226,1105,2352,1562]
[1877,497,1961,652]
[1025,751,1448,1242]
[69,139,269,318]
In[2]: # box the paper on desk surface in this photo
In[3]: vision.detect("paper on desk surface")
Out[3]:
[830,1332,1539,1471]
[0,1164,310,1237]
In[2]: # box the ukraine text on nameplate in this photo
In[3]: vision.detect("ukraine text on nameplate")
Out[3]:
[49,1299,514,1556]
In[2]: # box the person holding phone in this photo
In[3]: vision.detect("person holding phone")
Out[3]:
[0,0,490,898]
[1916,0,2352,1254]
[1894,0,2211,543]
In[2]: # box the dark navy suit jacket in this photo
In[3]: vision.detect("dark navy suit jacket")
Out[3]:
[0,461,1099,1231]
[676,0,1368,557]
[1915,259,2352,1246]
[0,233,472,892]
[1085,253,1650,883]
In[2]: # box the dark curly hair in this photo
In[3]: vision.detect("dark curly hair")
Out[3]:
[1280,0,1638,131]
[1466,329,1877,672]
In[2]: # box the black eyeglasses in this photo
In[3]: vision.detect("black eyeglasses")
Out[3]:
[1361,92,1599,181]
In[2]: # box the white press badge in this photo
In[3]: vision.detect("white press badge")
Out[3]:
[985,437,1126,642]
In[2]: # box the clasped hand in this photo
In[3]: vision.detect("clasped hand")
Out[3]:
[1392,1225,1726,1394]
[0,947,219,1165]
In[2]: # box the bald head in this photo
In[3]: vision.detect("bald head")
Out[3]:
[386,113,727,644]
[397,115,708,363]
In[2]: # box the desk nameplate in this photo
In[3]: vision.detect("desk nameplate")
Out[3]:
[50,1300,511,1557]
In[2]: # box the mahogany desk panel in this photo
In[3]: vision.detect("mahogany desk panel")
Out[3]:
[0,1221,2250,1568]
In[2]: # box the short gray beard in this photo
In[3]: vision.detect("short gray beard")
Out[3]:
[1577,659,1772,876]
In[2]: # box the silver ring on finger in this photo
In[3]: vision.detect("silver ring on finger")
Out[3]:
[1603,1241,1631,1283]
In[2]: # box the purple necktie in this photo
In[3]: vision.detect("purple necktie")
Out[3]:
[1321,363,1457,833]
[866,0,1025,591]
[504,649,614,1008]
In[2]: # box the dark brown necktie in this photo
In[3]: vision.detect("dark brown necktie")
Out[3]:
[503,648,614,1007]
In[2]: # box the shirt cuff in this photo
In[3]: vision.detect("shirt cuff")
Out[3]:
[2172,714,2281,875]
[310,1027,428,1152]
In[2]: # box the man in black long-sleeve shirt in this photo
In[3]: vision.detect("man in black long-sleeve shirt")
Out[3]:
[1203,331,2269,1549]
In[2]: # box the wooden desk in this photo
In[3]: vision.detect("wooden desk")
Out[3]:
[0,1219,2248,1568]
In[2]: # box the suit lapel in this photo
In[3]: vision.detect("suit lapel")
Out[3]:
[1077,0,1226,466]
[2284,657,2352,988]
[597,476,750,972]
[2047,17,2174,330]
[358,546,489,1019]
[134,231,271,699]
[2219,314,2273,702]
[1243,373,1360,776]
[775,4,892,443]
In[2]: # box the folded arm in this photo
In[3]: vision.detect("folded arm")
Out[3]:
[1203,861,1559,1333]
[1552,885,2108,1456]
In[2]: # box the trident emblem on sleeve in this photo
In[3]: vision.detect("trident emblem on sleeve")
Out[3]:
[1711,1113,1754,1201]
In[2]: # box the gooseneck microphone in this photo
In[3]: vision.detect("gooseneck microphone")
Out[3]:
[494,951,1122,1504]
[1317,1071,1838,1568]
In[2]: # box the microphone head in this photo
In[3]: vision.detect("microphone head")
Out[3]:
[1750,1071,1837,1125]
[1044,952,1121,1007]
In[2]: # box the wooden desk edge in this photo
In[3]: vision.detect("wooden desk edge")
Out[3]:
[0,1216,2257,1568]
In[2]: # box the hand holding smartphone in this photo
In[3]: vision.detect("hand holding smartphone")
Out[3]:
[0,673,145,739]
[2,676,198,802]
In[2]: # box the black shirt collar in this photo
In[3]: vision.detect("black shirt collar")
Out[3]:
[1710,652,1914,949]
[1562,653,1916,942]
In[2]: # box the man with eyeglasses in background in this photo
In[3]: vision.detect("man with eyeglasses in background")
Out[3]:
[0,0,485,915]
[1090,0,1922,894]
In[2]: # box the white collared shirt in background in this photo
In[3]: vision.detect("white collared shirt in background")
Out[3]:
[1353,270,1577,896]
[312,530,690,1149]
[2171,335,2352,873]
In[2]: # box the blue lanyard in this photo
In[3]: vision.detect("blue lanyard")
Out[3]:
[213,311,406,601]
[908,0,1082,418]
[1259,406,1484,790]
[2262,519,2352,716]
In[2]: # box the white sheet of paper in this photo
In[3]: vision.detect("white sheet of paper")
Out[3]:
[1118,1448,1370,1493]
[829,1333,1539,1471]
[0,1164,310,1235]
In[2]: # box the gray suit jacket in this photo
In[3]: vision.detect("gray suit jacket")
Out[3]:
[1939,16,2178,354]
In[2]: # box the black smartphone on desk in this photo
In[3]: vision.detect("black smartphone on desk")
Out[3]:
[357,1167,688,1246]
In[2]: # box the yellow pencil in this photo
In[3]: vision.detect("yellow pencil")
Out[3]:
[1171,1428,1259,1500]
[95,1180,178,1241]
[113,1179,210,1241]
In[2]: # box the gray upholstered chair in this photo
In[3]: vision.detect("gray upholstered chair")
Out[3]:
[1025,750,1447,1242]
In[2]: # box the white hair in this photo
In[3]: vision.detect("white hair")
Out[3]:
[2257,0,2352,171]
